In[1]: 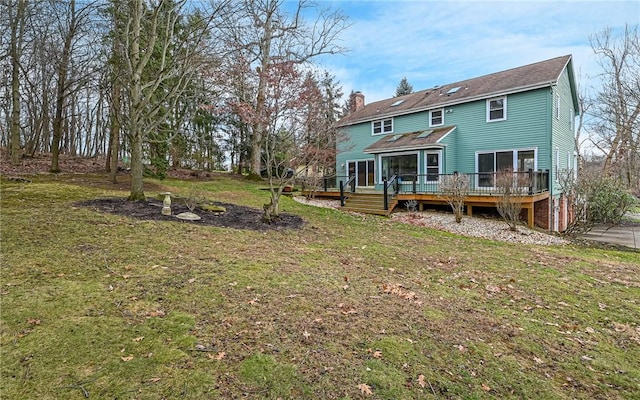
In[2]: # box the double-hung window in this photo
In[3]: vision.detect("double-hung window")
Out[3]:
[486,96,506,122]
[429,109,443,127]
[372,118,393,135]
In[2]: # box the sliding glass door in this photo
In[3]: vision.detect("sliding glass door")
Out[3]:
[347,160,375,187]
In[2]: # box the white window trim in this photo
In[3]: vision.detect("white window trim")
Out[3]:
[554,147,560,182]
[475,148,538,172]
[346,159,375,187]
[475,147,538,188]
[376,150,419,184]
[570,108,575,131]
[486,96,507,122]
[429,108,444,127]
[372,118,393,135]
[424,150,442,183]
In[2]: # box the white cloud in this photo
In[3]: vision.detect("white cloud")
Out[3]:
[318,0,639,102]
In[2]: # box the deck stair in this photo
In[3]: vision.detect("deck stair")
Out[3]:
[341,192,398,216]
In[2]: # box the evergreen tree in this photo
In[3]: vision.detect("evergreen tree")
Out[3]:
[395,76,413,97]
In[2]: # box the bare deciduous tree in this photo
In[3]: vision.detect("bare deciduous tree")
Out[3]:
[222,0,349,177]
[119,0,221,200]
[495,170,531,232]
[588,24,640,190]
[439,173,469,223]
[49,0,96,173]
[6,0,27,165]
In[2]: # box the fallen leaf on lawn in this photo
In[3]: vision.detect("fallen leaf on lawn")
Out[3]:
[481,383,491,392]
[121,355,134,362]
[372,350,382,359]
[585,327,595,334]
[357,383,373,395]
[343,284,349,290]
[146,377,161,383]
[456,344,465,352]
[344,275,350,282]
[485,284,501,293]
[533,356,544,364]
[27,319,41,325]
[147,310,165,317]
[208,351,226,360]
[132,336,145,342]
[188,278,196,283]
[248,298,258,305]
[303,330,311,339]
[417,374,426,388]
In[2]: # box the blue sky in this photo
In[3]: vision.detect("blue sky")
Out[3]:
[296,0,639,104]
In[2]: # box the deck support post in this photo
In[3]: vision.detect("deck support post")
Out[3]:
[466,204,473,216]
[383,179,389,210]
[340,181,345,206]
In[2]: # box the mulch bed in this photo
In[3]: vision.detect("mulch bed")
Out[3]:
[77,197,305,231]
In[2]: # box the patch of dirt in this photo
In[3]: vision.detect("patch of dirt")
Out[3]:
[0,150,240,183]
[77,197,305,231]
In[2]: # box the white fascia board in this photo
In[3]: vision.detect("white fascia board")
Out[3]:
[363,144,446,155]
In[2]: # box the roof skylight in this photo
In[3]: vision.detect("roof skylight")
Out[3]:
[390,99,405,106]
[387,134,403,142]
[446,87,461,95]
[416,130,433,138]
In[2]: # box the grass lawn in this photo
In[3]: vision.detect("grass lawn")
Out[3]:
[1,173,638,399]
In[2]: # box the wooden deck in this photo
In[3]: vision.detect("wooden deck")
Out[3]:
[301,189,550,228]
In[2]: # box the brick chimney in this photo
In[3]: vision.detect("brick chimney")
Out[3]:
[350,91,365,114]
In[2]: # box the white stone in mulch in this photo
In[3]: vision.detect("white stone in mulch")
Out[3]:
[176,212,201,221]
[293,196,568,246]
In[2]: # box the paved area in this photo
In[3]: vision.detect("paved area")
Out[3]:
[581,224,639,250]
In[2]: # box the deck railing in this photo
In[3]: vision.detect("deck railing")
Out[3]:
[396,170,549,195]
[313,170,549,196]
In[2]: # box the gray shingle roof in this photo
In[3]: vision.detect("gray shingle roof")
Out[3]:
[338,55,572,127]
[363,126,456,154]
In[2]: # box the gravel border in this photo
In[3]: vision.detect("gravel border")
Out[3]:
[294,196,568,246]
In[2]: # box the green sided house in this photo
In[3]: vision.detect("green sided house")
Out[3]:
[333,55,579,231]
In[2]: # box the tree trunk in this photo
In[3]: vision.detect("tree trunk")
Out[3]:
[128,128,145,200]
[127,0,145,201]
[9,0,26,166]
[250,7,274,176]
[50,0,76,173]
[108,83,121,183]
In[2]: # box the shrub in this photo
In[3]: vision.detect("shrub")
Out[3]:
[404,199,418,212]
[495,170,531,232]
[439,173,469,223]
[559,170,638,233]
